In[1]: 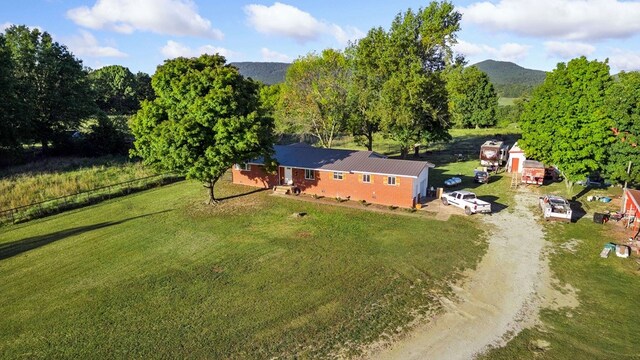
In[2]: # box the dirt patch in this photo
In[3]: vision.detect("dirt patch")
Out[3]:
[370,192,567,360]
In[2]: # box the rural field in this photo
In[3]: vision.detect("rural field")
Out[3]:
[0,176,486,358]
[0,156,157,210]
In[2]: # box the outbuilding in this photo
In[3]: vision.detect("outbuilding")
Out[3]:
[507,141,526,173]
[232,144,434,208]
[521,160,545,185]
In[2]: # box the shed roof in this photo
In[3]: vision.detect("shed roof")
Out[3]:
[251,144,434,177]
[523,160,544,168]
[625,188,640,210]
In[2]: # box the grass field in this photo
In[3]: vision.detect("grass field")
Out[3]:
[0,156,157,210]
[0,178,486,358]
[498,97,518,106]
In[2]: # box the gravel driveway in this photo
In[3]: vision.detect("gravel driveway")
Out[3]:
[372,192,553,360]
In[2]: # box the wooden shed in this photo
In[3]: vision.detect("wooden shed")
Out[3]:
[522,160,545,185]
[507,142,526,173]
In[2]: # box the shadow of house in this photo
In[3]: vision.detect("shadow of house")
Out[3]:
[0,210,173,261]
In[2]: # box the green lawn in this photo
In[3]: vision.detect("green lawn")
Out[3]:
[498,97,518,106]
[0,179,486,358]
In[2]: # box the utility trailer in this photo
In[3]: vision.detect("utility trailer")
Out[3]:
[479,140,509,168]
[522,160,545,185]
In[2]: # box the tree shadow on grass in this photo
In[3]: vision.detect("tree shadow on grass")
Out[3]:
[0,210,173,261]
[217,187,268,201]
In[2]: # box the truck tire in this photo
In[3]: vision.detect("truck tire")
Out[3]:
[465,207,472,215]
[442,198,449,205]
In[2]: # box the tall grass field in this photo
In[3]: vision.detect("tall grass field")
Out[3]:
[0,156,157,210]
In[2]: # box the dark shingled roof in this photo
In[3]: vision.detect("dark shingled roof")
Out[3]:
[251,144,434,177]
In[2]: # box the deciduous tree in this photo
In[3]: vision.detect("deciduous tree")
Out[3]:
[519,57,614,192]
[4,25,95,152]
[279,49,350,148]
[379,2,460,157]
[446,65,498,128]
[88,65,138,115]
[130,54,275,204]
[605,71,640,184]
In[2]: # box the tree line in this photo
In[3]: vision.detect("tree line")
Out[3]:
[0,25,153,161]
[266,2,498,157]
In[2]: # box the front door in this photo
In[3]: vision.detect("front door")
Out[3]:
[284,167,293,185]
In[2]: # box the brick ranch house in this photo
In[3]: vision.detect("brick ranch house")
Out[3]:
[231,143,434,208]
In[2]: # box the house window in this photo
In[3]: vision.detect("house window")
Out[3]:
[305,169,315,180]
[333,172,343,180]
[235,163,251,171]
[387,176,396,185]
[362,174,371,183]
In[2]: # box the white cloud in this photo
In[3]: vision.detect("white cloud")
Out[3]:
[65,30,127,58]
[67,0,223,39]
[261,48,291,62]
[244,2,363,45]
[454,40,530,61]
[461,0,640,41]
[161,40,237,60]
[609,49,640,72]
[544,41,595,59]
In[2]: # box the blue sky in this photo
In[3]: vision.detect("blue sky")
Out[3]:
[3,0,640,75]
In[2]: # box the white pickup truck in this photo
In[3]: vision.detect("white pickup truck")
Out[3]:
[539,195,572,222]
[441,190,492,215]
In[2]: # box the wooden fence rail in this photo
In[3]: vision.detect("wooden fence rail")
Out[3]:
[0,173,183,226]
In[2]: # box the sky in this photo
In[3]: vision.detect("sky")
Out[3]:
[3,0,640,75]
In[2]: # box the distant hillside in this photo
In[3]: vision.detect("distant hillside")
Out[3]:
[230,62,290,85]
[472,60,547,98]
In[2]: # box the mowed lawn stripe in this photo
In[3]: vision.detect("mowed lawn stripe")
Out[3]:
[0,180,485,358]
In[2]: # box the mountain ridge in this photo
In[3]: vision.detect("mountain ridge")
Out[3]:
[230,59,547,98]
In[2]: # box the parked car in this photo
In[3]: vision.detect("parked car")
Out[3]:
[539,195,572,222]
[441,190,492,215]
[473,170,489,184]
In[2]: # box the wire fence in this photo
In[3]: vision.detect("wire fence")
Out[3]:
[0,173,183,226]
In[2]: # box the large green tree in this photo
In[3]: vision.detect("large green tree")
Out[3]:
[379,2,460,157]
[4,25,95,152]
[519,57,614,191]
[346,27,387,151]
[279,49,351,148]
[0,34,20,149]
[130,54,275,204]
[605,71,640,185]
[88,65,138,115]
[446,65,498,128]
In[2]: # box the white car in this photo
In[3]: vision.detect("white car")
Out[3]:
[441,190,492,215]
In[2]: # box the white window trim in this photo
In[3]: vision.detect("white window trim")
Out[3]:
[305,169,315,180]
[235,163,251,171]
[386,176,397,186]
[362,174,371,183]
[333,172,344,180]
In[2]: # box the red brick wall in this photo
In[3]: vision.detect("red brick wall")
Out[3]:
[290,168,416,208]
[231,165,278,188]
[232,165,417,207]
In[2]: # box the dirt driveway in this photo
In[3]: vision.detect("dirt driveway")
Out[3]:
[371,192,557,360]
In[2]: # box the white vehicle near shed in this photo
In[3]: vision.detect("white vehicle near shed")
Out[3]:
[539,195,572,222]
[441,190,492,215]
